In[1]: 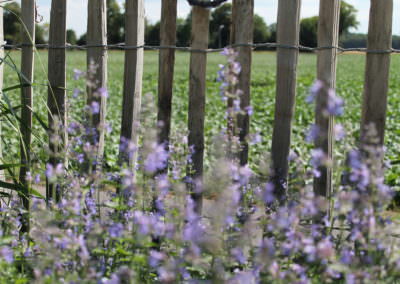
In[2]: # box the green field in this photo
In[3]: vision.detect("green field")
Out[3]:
[3,50,400,190]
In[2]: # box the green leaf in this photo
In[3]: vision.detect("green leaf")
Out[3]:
[0,163,22,170]
[2,83,31,93]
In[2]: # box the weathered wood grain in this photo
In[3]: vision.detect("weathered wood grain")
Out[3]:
[19,0,36,231]
[87,0,108,168]
[187,6,210,214]
[271,0,301,201]
[361,0,393,146]
[119,0,145,173]
[47,0,67,202]
[231,0,254,166]
[157,0,177,172]
[314,0,340,199]
[0,6,3,181]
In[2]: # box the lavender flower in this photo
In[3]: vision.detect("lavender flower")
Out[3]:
[144,143,169,174]
[306,124,320,143]
[73,69,85,80]
[108,223,124,238]
[0,246,14,263]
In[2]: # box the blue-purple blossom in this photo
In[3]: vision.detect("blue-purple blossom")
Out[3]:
[73,69,85,80]
[327,88,344,116]
[334,123,346,140]
[73,88,81,98]
[306,124,320,143]
[108,223,124,238]
[245,105,253,116]
[306,80,324,103]
[144,143,169,173]
[0,246,14,263]
[263,182,275,205]
[97,87,109,98]
[149,250,165,267]
[90,101,100,114]
[310,149,326,178]
[34,174,41,184]
[340,248,354,265]
[231,247,246,264]
[46,163,64,179]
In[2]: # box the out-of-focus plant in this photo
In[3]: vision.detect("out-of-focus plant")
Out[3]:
[0,49,398,283]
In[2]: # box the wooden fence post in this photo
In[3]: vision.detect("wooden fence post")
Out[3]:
[87,0,108,168]
[271,0,301,201]
[314,0,340,199]
[187,6,210,214]
[47,0,67,202]
[360,0,393,147]
[0,5,3,181]
[19,0,36,232]
[119,0,145,171]
[231,0,254,166]
[157,0,177,172]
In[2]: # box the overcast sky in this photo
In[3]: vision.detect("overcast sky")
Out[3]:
[23,0,400,36]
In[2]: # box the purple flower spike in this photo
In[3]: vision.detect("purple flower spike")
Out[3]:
[245,105,253,116]
[73,69,85,80]
[334,124,346,140]
[144,143,169,174]
[73,88,81,98]
[306,124,320,143]
[108,223,124,238]
[0,246,14,263]
[97,87,109,98]
[90,101,100,114]
[307,80,324,103]
[327,89,344,116]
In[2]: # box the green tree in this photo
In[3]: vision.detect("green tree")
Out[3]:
[107,0,124,43]
[339,1,359,35]
[4,3,21,44]
[300,1,359,48]
[268,23,277,43]
[77,34,86,46]
[176,16,191,47]
[4,2,47,45]
[300,16,318,47]
[145,21,160,46]
[67,29,77,45]
[209,3,231,48]
[209,3,270,48]
[253,15,270,43]
[142,4,271,48]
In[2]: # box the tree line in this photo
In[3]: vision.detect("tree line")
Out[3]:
[4,0,366,49]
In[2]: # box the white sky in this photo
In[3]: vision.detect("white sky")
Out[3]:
[16,0,400,36]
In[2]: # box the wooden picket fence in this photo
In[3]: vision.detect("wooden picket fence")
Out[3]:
[0,0,394,214]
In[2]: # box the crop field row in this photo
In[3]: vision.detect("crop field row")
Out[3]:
[3,50,400,191]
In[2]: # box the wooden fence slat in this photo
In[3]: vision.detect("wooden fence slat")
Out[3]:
[87,0,108,168]
[47,0,67,202]
[0,6,3,181]
[314,0,340,199]
[187,6,210,214]
[157,0,177,171]
[271,0,301,201]
[361,0,393,146]
[19,0,36,231]
[231,0,254,166]
[119,0,145,171]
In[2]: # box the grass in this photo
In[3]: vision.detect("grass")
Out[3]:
[2,50,400,191]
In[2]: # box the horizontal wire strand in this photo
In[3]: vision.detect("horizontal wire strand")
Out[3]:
[1,42,399,54]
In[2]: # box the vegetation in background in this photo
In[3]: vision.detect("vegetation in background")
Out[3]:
[300,1,359,47]
[0,49,400,283]
[2,1,377,50]
[4,2,48,44]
